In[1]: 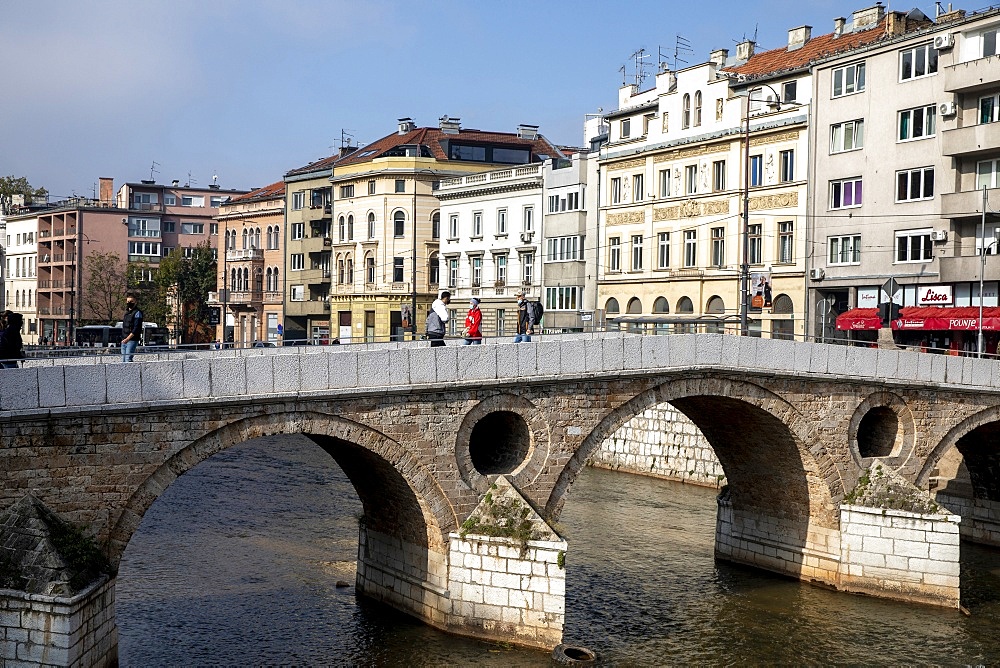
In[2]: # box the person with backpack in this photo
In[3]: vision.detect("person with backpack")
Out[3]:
[0,310,25,369]
[514,291,536,343]
[426,290,451,347]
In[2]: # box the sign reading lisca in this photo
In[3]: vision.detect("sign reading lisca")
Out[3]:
[917,285,954,306]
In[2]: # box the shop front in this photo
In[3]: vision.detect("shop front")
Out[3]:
[835,306,1000,355]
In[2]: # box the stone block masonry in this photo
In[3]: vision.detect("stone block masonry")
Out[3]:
[936,493,1000,547]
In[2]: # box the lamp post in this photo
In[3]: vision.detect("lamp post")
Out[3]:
[978,186,999,357]
[740,84,783,336]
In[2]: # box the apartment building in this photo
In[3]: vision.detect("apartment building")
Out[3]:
[212,181,285,345]
[284,117,562,343]
[812,5,1000,352]
[4,215,40,343]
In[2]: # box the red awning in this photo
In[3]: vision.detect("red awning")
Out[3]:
[835,308,881,331]
[836,306,1000,332]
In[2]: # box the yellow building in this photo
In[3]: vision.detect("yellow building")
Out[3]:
[284,116,561,343]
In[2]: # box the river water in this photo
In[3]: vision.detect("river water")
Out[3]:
[116,435,1000,666]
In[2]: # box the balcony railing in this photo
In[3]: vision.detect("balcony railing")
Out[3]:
[226,248,264,262]
[264,291,283,305]
[229,290,263,304]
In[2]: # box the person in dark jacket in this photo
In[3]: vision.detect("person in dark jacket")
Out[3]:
[121,294,144,362]
[0,311,25,369]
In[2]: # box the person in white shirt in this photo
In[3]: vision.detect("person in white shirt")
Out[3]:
[426,291,451,347]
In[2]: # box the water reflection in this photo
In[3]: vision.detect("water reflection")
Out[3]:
[116,436,1000,666]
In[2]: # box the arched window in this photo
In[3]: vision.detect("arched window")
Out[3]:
[605,298,620,314]
[428,252,440,285]
[346,255,354,283]
[772,294,794,314]
[694,91,703,127]
[653,296,669,313]
[677,296,694,313]
[230,267,237,292]
[365,253,375,284]
[393,210,406,237]
[15,291,19,307]
[627,297,643,314]
[265,267,273,291]
[243,267,250,292]
[432,212,440,240]
[706,295,725,313]
[254,267,263,293]
[339,216,346,242]
[273,267,279,290]
[242,229,248,249]
[255,227,261,249]
[682,94,691,129]
[338,256,345,284]
[368,212,376,239]
[28,290,32,307]
[265,226,273,249]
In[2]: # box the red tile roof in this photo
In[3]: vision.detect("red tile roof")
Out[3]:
[228,180,285,203]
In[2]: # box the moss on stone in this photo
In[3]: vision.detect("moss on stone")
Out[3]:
[844,463,941,515]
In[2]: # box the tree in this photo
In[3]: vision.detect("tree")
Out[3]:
[0,175,48,213]
[80,251,127,324]
[157,243,218,343]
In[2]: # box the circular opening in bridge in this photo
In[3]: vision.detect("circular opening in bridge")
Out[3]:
[857,406,899,458]
[469,411,530,475]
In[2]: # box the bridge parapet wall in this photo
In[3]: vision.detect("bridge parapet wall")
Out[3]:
[4,334,999,415]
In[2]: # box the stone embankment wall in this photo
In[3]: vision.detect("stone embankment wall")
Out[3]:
[589,404,725,488]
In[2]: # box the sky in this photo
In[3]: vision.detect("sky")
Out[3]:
[2,0,883,200]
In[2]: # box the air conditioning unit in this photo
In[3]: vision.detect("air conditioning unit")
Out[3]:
[931,230,948,241]
[520,231,534,243]
[933,32,955,50]
[809,267,826,281]
[939,101,957,117]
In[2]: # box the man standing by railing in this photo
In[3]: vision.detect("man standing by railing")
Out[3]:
[121,294,143,362]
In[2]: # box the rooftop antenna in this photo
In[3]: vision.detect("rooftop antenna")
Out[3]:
[149,160,160,181]
[672,35,693,71]
[341,128,355,149]
[619,64,627,86]
[186,171,197,188]
[212,173,218,185]
[629,48,651,89]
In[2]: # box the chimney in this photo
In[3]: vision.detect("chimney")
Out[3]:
[852,3,885,30]
[517,124,539,140]
[787,25,812,50]
[833,17,846,36]
[98,177,113,205]
[339,146,358,158]
[397,117,415,135]
[439,115,461,135]
[736,39,756,61]
[171,179,179,187]
[709,48,729,67]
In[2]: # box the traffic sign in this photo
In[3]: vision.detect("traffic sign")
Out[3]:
[880,278,902,305]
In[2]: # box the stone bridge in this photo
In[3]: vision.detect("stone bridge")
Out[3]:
[3,333,1000,665]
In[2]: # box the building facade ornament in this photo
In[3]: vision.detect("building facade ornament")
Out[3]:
[749,129,800,147]
[607,157,646,172]
[653,198,731,221]
[748,191,799,210]
[607,210,646,225]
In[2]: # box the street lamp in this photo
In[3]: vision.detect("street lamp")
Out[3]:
[977,186,999,357]
[740,83,793,337]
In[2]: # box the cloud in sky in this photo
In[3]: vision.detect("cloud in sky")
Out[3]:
[2,0,866,198]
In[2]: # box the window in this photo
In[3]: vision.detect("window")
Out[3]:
[659,168,671,198]
[780,150,794,182]
[366,256,375,284]
[291,253,304,270]
[545,286,579,311]
[750,155,763,186]
[210,223,218,235]
[164,194,176,206]
[685,165,698,194]
[830,178,863,209]
[432,212,440,239]
[779,221,794,263]
[496,208,507,234]
[449,214,459,239]
[292,192,304,210]
[609,237,621,272]
[291,285,304,301]
[694,91,703,126]
[393,257,404,283]
[393,179,405,194]
[748,224,762,264]
[980,93,1000,124]
[632,173,644,201]
[611,177,622,204]
[548,195,559,213]
[291,223,305,240]
[210,196,225,207]
[978,159,1000,189]
[900,43,938,81]
[657,232,670,268]
[620,118,631,139]
[713,160,726,191]
[429,253,439,284]
[471,257,482,286]
[684,230,697,267]
[496,255,507,284]
[472,211,483,237]
[982,28,997,58]
[831,119,865,153]
[393,211,405,237]
[522,253,534,284]
[339,216,346,241]
[162,220,175,232]
[829,235,861,265]
[682,94,691,128]
[368,180,376,195]
[782,80,797,103]
[546,236,583,262]
[711,227,725,267]
[448,258,458,288]
[181,222,204,234]
[368,212,376,239]
[631,234,644,271]
[181,195,204,207]
[337,258,345,283]
[832,62,865,97]
[523,206,534,232]
[340,184,354,198]
[897,167,935,202]
[896,229,933,263]
[899,105,936,141]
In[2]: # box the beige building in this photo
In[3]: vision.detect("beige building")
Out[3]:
[211,181,285,345]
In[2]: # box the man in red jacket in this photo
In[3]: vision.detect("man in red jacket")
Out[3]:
[463,297,483,345]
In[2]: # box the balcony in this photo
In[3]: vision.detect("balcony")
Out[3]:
[942,123,1000,158]
[264,291,283,305]
[936,254,1000,283]
[229,290,263,305]
[284,299,327,317]
[301,236,332,254]
[943,55,1000,94]
[942,186,1000,219]
[438,163,543,192]
[226,248,264,262]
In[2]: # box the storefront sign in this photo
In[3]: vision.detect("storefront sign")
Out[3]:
[857,288,879,308]
[917,285,953,306]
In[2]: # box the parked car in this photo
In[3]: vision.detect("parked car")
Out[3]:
[253,341,276,348]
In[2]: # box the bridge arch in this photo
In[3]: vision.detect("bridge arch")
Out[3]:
[107,410,457,566]
[918,405,1000,502]
[545,375,839,530]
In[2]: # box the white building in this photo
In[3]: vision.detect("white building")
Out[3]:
[4,214,39,344]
